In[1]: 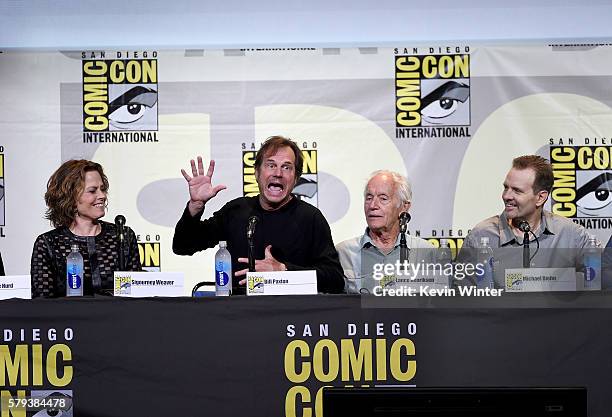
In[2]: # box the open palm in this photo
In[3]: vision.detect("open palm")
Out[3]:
[181,157,226,206]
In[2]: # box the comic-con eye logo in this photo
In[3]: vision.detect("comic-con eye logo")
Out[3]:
[550,146,612,228]
[395,51,471,139]
[82,58,158,132]
[242,148,319,207]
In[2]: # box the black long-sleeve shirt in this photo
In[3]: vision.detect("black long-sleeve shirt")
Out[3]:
[31,222,141,297]
[173,196,345,294]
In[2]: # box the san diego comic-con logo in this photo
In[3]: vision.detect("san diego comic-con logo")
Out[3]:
[550,145,612,229]
[394,46,471,139]
[247,276,265,293]
[0,327,75,416]
[137,233,161,272]
[283,322,417,417]
[242,141,319,207]
[81,51,158,143]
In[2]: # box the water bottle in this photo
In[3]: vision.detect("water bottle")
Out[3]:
[476,236,495,289]
[583,237,601,290]
[438,239,454,286]
[66,243,84,297]
[215,241,232,296]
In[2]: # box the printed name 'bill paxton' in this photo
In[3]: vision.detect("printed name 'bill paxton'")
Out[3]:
[550,145,612,229]
[81,51,158,143]
[394,46,471,139]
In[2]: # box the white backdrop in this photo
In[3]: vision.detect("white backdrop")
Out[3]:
[1,43,612,293]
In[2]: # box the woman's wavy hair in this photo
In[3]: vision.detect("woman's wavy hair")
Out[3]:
[44,160,109,228]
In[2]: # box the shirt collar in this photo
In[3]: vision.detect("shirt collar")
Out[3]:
[498,210,555,245]
[360,227,402,249]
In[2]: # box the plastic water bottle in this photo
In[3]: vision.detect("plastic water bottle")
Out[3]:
[476,236,495,289]
[66,243,84,297]
[583,237,601,290]
[215,241,232,296]
[438,239,454,286]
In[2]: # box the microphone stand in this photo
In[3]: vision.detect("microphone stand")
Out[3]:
[118,233,125,271]
[247,216,258,272]
[248,236,255,272]
[522,231,530,268]
[399,225,409,269]
[115,215,126,271]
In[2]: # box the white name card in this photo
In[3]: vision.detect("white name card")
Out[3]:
[505,268,576,292]
[0,275,31,300]
[393,273,450,291]
[114,272,184,297]
[246,270,317,295]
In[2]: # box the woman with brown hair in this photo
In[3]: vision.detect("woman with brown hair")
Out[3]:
[31,160,141,297]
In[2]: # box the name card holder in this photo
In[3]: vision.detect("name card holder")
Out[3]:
[114,272,184,297]
[0,275,31,300]
[246,271,317,295]
[505,268,576,292]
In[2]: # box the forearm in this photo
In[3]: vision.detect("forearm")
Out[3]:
[173,204,223,255]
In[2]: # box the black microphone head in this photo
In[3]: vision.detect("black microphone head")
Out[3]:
[247,215,259,239]
[518,220,530,233]
[115,215,126,226]
[399,212,411,223]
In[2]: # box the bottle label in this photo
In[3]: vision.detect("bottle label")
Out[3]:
[215,261,230,287]
[67,272,82,289]
[215,270,229,286]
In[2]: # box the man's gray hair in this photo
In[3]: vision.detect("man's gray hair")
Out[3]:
[365,170,412,206]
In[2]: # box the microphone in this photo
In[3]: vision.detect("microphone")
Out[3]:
[517,220,531,268]
[247,216,259,240]
[399,212,411,233]
[115,215,126,271]
[115,215,126,240]
[518,220,531,233]
[247,216,259,272]
[399,212,411,267]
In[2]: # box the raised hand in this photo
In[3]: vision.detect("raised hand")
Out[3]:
[181,157,227,216]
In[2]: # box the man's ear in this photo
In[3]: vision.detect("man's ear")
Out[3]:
[536,190,549,207]
[403,201,412,212]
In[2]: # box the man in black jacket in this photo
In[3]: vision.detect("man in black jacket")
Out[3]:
[173,136,344,295]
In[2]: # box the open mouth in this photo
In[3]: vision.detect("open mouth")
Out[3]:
[267,182,284,196]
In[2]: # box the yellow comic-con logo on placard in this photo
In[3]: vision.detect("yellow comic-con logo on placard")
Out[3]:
[247,276,265,293]
[115,275,132,295]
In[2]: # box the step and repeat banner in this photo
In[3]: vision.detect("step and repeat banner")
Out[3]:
[1,43,612,291]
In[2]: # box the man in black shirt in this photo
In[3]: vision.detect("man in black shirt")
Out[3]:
[173,136,344,294]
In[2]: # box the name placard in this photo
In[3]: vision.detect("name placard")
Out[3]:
[0,275,31,300]
[505,268,576,292]
[114,272,184,297]
[246,271,317,295]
